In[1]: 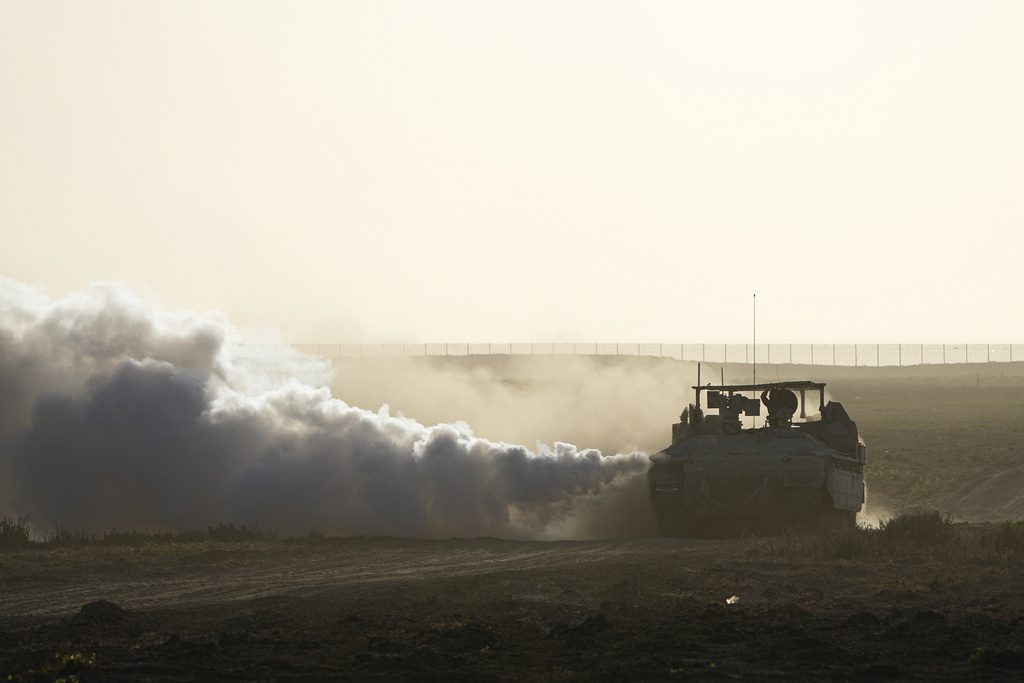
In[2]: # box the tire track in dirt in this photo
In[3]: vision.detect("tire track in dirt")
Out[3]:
[0,538,723,617]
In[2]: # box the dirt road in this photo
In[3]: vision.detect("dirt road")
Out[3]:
[0,538,724,618]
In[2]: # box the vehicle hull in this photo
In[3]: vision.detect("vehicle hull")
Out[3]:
[648,430,865,537]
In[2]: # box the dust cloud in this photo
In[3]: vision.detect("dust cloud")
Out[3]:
[330,355,704,458]
[856,485,893,529]
[327,355,725,538]
[0,278,648,539]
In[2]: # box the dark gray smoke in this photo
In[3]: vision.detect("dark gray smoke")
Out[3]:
[0,278,646,537]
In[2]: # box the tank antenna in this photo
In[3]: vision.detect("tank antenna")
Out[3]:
[695,362,701,408]
[753,293,757,387]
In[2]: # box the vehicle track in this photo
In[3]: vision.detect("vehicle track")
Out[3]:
[0,538,721,617]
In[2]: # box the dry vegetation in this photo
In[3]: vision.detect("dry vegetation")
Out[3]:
[758,511,1024,563]
[0,518,272,551]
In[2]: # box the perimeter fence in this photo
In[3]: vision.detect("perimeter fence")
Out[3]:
[291,343,1024,367]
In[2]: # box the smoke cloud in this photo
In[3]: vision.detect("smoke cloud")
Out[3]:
[0,278,646,538]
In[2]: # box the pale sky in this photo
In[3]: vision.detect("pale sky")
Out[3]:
[1,1,1021,343]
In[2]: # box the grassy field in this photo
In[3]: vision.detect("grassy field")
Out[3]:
[806,363,1024,519]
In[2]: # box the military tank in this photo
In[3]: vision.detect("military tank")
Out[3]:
[648,368,866,536]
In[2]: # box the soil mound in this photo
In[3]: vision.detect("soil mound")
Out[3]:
[73,599,130,626]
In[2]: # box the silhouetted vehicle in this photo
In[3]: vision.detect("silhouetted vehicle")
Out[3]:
[648,374,866,536]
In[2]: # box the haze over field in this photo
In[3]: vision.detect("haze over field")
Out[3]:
[1,1,1022,344]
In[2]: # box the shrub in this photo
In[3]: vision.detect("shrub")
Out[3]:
[0,515,33,550]
[97,524,269,545]
[754,510,964,561]
[45,524,94,545]
[206,523,269,542]
[101,529,200,545]
[878,509,954,544]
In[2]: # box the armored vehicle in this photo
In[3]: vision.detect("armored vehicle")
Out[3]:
[648,370,866,536]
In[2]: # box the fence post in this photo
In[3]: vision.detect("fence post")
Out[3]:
[789,344,793,364]
[987,344,990,363]
[899,345,902,366]
[833,343,836,366]
[811,345,814,365]
[876,344,879,367]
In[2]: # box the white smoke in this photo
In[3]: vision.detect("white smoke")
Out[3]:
[0,278,647,538]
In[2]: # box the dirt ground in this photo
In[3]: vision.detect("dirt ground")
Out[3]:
[2,359,1023,680]
[2,533,1024,681]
